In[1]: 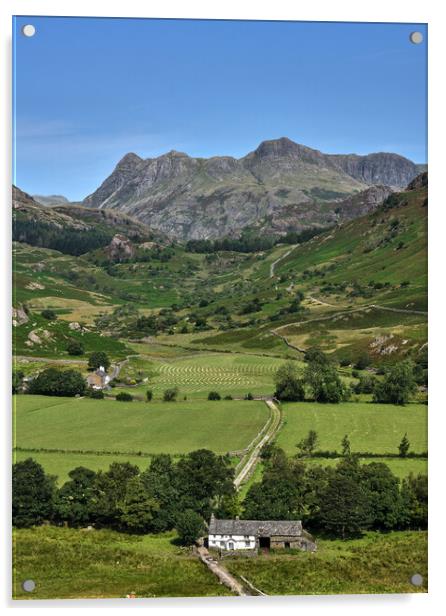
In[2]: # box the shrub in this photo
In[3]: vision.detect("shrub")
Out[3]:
[208,391,221,400]
[116,392,133,402]
[66,340,84,356]
[224,395,233,400]
[41,309,57,320]
[89,389,104,399]
[244,392,254,400]
[146,389,153,402]
[163,387,179,402]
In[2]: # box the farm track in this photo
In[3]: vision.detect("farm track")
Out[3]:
[269,245,298,278]
[197,547,252,596]
[234,399,282,490]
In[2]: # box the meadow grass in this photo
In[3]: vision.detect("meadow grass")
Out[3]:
[275,401,427,456]
[225,531,427,595]
[13,526,233,599]
[14,395,269,457]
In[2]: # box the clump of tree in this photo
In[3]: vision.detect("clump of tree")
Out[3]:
[373,361,417,405]
[12,450,236,544]
[274,361,305,401]
[28,368,86,397]
[304,350,350,403]
[242,448,427,538]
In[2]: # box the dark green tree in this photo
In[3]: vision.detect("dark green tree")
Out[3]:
[341,434,351,456]
[66,339,84,356]
[297,430,319,456]
[400,473,428,529]
[274,361,305,402]
[398,433,410,457]
[90,462,139,529]
[304,359,348,403]
[373,361,417,405]
[146,389,153,402]
[88,351,110,372]
[41,309,57,320]
[208,391,221,400]
[55,467,96,527]
[318,459,373,537]
[176,510,205,545]
[141,454,179,532]
[361,462,402,530]
[12,458,56,527]
[243,449,308,520]
[175,449,235,519]
[118,476,159,533]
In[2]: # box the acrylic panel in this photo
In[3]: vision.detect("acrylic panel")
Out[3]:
[12,16,428,600]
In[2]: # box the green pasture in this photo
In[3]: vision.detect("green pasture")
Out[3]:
[13,526,232,599]
[225,531,427,595]
[275,401,427,456]
[14,395,269,458]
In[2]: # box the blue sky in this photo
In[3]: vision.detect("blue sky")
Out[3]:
[13,17,427,201]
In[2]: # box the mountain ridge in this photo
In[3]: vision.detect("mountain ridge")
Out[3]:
[82,137,419,241]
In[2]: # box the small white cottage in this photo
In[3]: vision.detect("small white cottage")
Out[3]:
[207,515,316,552]
[86,366,111,390]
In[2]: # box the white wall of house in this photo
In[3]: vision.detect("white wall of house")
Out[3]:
[208,533,256,550]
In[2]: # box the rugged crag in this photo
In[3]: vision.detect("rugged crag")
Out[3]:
[83,138,418,240]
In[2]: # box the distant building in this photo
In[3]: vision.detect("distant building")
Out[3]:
[207,515,316,552]
[86,365,111,390]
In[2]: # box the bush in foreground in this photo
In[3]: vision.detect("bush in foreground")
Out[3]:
[116,392,133,402]
[208,391,221,400]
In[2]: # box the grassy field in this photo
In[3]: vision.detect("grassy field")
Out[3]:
[13,526,232,599]
[225,531,427,595]
[14,395,269,481]
[276,401,427,456]
[116,351,291,399]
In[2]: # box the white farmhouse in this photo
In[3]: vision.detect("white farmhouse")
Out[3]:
[86,365,111,390]
[207,515,316,552]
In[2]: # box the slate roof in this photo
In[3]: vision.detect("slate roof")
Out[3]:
[209,517,303,537]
